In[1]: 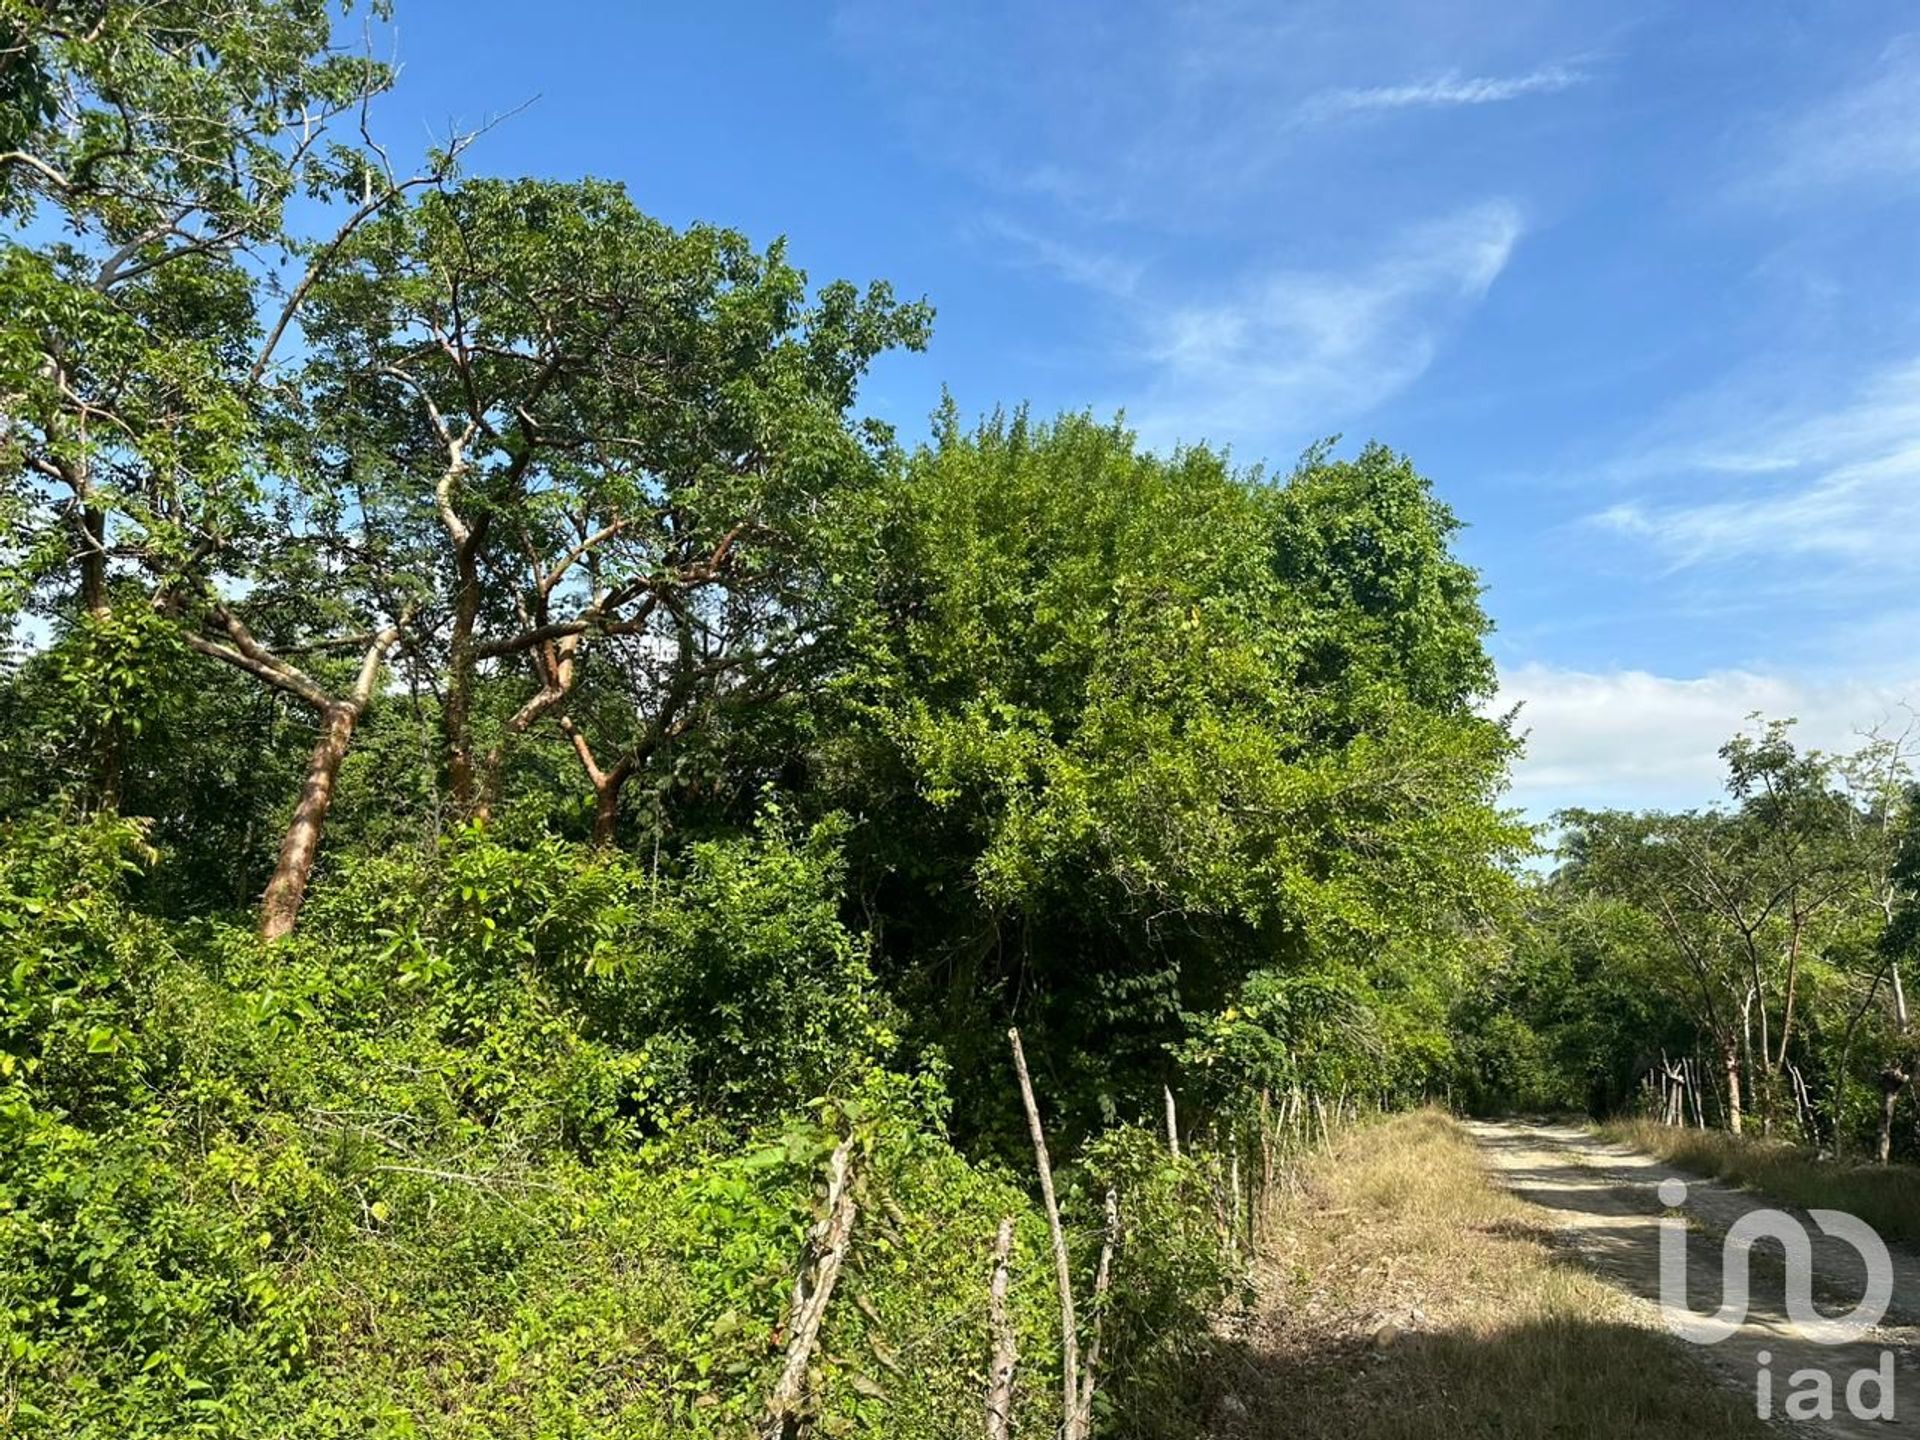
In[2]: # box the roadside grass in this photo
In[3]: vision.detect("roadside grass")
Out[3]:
[1158,1108,1772,1440]
[1599,1118,1920,1250]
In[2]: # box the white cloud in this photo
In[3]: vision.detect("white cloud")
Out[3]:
[1592,357,1920,568]
[1496,662,1920,817]
[1127,200,1523,447]
[1303,64,1585,120]
[835,0,1607,223]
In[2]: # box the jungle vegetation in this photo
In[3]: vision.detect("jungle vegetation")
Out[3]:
[0,5,1914,1438]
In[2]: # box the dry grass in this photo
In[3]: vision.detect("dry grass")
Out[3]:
[1600,1118,1920,1250]
[1161,1109,1773,1440]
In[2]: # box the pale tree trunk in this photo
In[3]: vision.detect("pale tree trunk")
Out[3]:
[1773,920,1803,1072]
[1878,1060,1912,1165]
[1722,1040,1744,1137]
[260,699,360,941]
[1886,963,1913,1166]
[1740,991,1771,1137]
[257,624,400,940]
[428,434,487,818]
[444,520,487,815]
[184,604,403,942]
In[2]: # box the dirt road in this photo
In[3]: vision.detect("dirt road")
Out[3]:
[1466,1119,1920,1438]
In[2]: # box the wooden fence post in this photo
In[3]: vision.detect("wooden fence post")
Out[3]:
[1009,1029,1082,1437]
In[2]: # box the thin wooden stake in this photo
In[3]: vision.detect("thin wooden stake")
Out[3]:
[984,1217,1017,1440]
[1072,1189,1119,1440]
[1257,1088,1274,1242]
[1163,1084,1181,1159]
[1228,1150,1242,1259]
[1009,1028,1080,1434]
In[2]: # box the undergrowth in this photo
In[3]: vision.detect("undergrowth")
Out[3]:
[0,813,1230,1438]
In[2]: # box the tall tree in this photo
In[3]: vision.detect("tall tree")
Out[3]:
[0,0,402,631]
[826,415,1522,1136]
[1557,808,1759,1132]
[1877,767,1920,1160]
[301,177,930,842]
[1552,723,1903,1140]
[0,0,475,936]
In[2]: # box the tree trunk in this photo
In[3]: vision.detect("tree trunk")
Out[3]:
[589,757,636,849]
[591,777,621,847]
[1722,1041,1744,1136]
[260,701,359,942]
[1773,919,1803,1069]
[1878,1060,1912,1165]
[78,502,108,620]
[183,607,401,942]
[445,556,479,813]
[75,489,118,809]
[443,516,490,816]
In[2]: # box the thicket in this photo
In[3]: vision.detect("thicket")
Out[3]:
[0,3,1524,1434]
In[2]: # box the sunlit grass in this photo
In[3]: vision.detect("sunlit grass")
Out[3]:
[1162,1109,1774,1440]
[1599,1118,1920,1249]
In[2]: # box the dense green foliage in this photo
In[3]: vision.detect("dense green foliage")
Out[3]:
[832,416,1521,1141]
[0,814,1062,1436]
[0,5,1530,1436]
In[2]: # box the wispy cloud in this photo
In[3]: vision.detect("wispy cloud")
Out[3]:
[1126,200,1523,447]
[1593,358,1920,567]
[835,0,1616,222]
[1766,34,1920,191]
[979,215,1143,297]
[1304,64,1586,120]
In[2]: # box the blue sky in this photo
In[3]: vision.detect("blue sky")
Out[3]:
[380,1,1920,818]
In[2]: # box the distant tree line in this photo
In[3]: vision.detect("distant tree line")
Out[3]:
[1456,718,1920,1162]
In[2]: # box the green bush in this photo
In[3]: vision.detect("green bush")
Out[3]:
[298,807,894,1139]
[0,811,1233,1438]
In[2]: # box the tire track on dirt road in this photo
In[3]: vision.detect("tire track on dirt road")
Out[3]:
[1467,1119,1920,1438]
